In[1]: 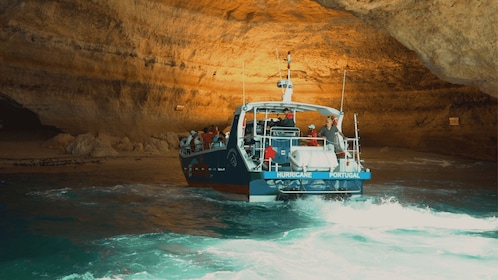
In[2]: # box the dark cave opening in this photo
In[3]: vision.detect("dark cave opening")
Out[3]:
[0,93,61,140]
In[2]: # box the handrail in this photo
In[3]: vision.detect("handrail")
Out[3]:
[279,189,362,194]
[241,120,363,173]
[270,126,300,136]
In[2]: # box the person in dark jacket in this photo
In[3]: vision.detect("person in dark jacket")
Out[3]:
[318,116,346,153]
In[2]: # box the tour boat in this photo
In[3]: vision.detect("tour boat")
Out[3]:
[179,51,371,202]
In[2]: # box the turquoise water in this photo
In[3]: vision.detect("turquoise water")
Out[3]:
[1,153,497,279]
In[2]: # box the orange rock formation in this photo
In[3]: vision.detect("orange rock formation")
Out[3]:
[0,0,496,160]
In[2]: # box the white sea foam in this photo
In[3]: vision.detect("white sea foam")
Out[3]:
[48,196,498,280]
[194,198,498,279]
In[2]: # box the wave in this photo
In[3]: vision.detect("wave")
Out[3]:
[51,197,498,280]
[293,196,497,231]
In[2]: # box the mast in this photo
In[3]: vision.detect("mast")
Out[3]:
[340,65,349,112]
[277,51,293,102]
[276,49,284,95]
[242,61,245,105]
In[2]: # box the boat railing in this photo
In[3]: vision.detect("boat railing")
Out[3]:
[338,113,363,172]
[248,134,343,172]
[245,132,363,173]
[269,126,300,137]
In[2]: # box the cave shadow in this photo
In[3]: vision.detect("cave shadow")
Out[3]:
[0,93,61,141]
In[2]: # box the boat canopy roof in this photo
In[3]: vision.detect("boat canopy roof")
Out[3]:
[235,101,342,117]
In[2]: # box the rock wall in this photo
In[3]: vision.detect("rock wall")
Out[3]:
[317,0,498,96]
[0,0,496,160]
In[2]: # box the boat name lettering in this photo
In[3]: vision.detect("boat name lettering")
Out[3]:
[329,172,361,179]
[276,172,312,178]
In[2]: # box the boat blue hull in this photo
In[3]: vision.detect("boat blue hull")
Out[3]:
[180,148,370,202]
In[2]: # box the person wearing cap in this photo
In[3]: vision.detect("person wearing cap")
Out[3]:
[307,124,318,146]
[185,130,203,152]
[276,108,295,127]
[186,130,195,144]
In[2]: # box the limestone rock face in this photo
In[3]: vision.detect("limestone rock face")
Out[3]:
[317,0,498,96]
[0,0,496,160]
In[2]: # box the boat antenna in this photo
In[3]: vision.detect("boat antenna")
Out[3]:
[242,61,246,104]
[286,51,291,81]
[284,51,293,102]
[276,49,284,95]
[276,50,293,102]
[340,65,349,112]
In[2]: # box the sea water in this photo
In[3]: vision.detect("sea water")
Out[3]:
[0,152,497,279]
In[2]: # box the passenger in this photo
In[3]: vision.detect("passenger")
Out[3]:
[307,124,318,146]
[211,135,220,148]
[211,134,226,148]
[193,132,203,152]
[186,130,196,153]
[209,124,219,135]
[318,116,346,153]
[219,131,227,145]
[201,127,214,150]
[179,136,189,154]
[276,108,295,127]
[267,108,295,129]
[280,108,290,116]
[187,130,203,152]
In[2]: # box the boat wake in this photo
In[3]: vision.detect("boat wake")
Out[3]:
[50,195,498,280]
